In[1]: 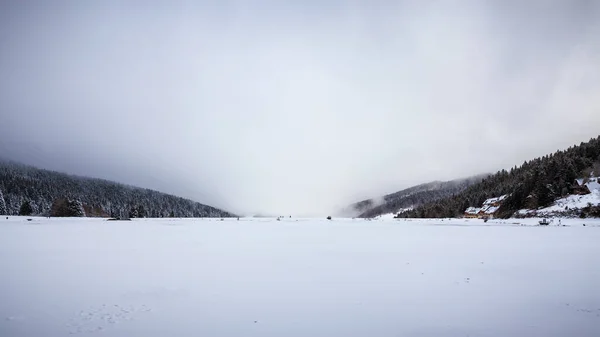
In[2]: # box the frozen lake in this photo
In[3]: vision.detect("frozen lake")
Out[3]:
[1,217,600,337]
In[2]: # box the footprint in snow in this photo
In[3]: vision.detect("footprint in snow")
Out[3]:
[66,303,152,334]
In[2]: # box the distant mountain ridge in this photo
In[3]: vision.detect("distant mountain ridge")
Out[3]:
[399,135,600,219]
[0,159,233,218]
[345,175,489,218]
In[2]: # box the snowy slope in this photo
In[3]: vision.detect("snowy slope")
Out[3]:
[539,190,600,213]
[0,160,233,217]
[345,174,487,218]
[516,190,600,217]
[1,216,600,337]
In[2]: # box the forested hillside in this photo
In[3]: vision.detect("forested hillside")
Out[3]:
[0,160,233,218]
[348,175,488,218]
[399,136,600,219]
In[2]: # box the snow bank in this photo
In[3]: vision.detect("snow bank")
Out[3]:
[1,217,599,336]
[374,212,397,220]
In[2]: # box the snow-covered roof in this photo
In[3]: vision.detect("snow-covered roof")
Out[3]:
[586,178,600,193]
[484,206,499,214]
[465,207,480,214]
[575,178,585,186]
[483,195,508,206]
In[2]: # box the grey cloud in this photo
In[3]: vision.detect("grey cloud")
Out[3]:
[1,1,599,216]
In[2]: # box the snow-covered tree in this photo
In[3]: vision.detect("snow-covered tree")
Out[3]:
[68,199,86,217]
[0,159,234,218]
[50,198,86,217]
[0,189,6,215]
[399,135,600,219]
[593,161,600,177]
[128,206,139,218]
[19,200,33,216]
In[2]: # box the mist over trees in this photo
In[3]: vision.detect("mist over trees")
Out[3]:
[350,175,488,218]
[0,160,233,218]
[3,135,598,219]
[399,136,600,219]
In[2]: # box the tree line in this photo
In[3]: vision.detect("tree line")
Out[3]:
[355,175,488,218]
[0,160,234,218]
[398,136,600,219]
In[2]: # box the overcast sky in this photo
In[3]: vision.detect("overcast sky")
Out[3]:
[1,0,599,216]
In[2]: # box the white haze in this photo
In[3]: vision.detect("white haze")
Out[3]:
[1,1,599,216]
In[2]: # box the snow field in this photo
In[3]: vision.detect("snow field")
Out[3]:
[1,216,599,337]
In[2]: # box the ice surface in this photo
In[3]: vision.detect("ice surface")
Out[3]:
[1,216,600,337]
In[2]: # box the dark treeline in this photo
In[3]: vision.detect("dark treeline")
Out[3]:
[0,160,234,218]
[356,175,488,218]
[399,136,600,219]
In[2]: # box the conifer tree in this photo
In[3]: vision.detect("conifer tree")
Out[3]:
[19,200,33,216]
[0,189,6,215]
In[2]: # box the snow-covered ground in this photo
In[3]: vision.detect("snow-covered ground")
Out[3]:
[516,177,600,217]
[1,216,600,337]
[533,190,600,216]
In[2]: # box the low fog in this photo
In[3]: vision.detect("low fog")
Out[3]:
[1,1,599,216]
